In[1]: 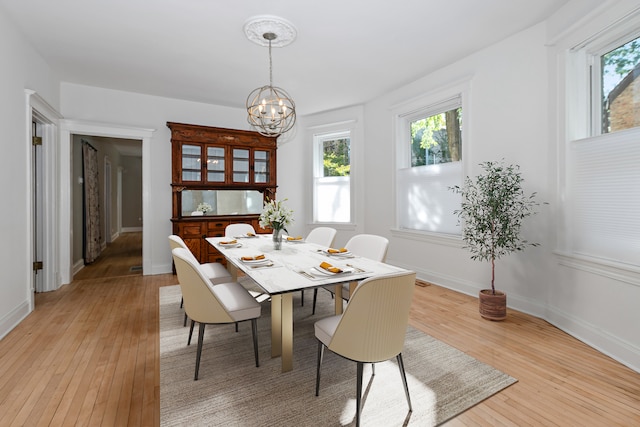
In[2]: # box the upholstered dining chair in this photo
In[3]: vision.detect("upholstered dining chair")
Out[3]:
[225,223,256,238]
[312,234,389,314]
[172,247,261,380]
[299,227,337,305]
[305,226,337,247]
[314,270,416,426]
[169,235,233,326]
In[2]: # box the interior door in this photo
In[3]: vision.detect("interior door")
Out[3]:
[32,121,44,293]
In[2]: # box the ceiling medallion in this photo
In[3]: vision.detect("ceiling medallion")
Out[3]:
[244,16,297,137]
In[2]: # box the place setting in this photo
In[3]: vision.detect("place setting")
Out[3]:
[217,239,243,248]
[239,253,277,269]
[318,247,355,259]
[298,261,356,280]
[234,232,258,239]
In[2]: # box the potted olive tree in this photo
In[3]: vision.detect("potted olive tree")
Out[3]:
[451,160,543,320]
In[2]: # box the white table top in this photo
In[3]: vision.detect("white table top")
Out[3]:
[206,234,407,295]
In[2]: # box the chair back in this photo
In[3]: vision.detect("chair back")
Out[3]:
[327,271,416,363]
[305,227,337,247]
[225,223,256,238]
[345,234,389,262]
[171,247,234,324]
[169,234,200,264]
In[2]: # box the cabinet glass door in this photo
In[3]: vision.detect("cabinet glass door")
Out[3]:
[254,150,270,183]
[182,144,202,181]
[206,146,225,182]
[232,148,249,183]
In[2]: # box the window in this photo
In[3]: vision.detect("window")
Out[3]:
[410,107,462,167]
[395,93,464,235]
[313,131,351,223]
[600,35,640,134]
[564,30,640,269]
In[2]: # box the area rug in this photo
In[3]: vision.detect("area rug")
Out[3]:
[160,285,516,426]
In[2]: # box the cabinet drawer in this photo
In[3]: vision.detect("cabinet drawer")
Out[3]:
[208,220,229,233]
[178,223,203,238]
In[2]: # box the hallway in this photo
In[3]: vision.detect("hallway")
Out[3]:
[73,231,142,280]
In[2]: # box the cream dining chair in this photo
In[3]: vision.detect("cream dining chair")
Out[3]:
[169,235,234,326]
[172,247,261,380]
[312,233,389,314]
[305,227,337,247]
[314,270,416,426]
[299,227,337,305]
[225,223,256,238]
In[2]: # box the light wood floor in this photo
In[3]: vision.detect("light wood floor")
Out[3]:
[0,234,638,426]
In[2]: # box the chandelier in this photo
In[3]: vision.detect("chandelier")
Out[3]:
[245,16,297,137]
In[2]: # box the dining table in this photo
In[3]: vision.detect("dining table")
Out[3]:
[206,233,409,372]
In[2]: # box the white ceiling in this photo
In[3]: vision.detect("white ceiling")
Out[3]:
[2,0,570,119]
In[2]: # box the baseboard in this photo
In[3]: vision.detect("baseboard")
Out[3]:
[546,306,640,373]
[121,227,142,233]
[389,257,640,374]
[0,300,31,341]
[73,259,84,276]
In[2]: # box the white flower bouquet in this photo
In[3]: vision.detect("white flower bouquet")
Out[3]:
[197,202,212,213]
[259,199,293,232]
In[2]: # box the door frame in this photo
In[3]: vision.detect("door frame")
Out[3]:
[25,90,63,303]
[59,120,154,285]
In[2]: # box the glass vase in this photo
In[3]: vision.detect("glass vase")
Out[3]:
[272,229,283,250]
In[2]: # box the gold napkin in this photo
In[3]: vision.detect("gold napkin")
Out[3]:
[327,247,348,253]
[242,254,265,261]
[220,239,238,245]
[287,236,303,241]
[319,261,342,274]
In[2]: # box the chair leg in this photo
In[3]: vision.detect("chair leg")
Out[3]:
[188,319,195,345]
[180,297,183,308]
[300,290,304,306]
[372,363,375,376]
[235,322,239,332]
[315,341,325,396]
[251,318,260,367]
[183,313,188,327]
[194,323,206,381]
[397,353,412,412]
[312,288,318,315]
[356,361,364,427]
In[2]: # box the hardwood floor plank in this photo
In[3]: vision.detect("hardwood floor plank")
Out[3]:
[0,234,638,426]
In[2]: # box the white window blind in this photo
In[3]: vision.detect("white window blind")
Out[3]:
[568,130,640,266]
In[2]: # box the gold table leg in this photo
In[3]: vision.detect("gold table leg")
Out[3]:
[281,293,293,372]
[271,295,282,358]
[334,284,343,315]
[270,293,294,372]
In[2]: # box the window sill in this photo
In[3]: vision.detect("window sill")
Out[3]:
[554,251,640,287]
[390,227,462,248]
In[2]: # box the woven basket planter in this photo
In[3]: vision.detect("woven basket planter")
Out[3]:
[479,290,507,321]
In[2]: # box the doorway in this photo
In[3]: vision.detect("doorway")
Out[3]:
[59,120,154,286]
[71,135,143,278]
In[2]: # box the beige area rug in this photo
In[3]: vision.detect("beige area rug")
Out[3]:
[160,285,516,426]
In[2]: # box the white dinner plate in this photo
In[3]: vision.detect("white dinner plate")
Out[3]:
[324,250,353,257]
[286,238,305,243]
[219,242,242,248]
[241,257,270,265]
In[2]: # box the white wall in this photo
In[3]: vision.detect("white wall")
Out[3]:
[298,2,639,372]
[60,83,252,275]
[0,9,60,338]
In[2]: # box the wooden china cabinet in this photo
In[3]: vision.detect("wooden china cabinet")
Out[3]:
[168,122,277,265]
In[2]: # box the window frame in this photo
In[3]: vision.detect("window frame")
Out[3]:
[312,129,353,224]
[391,78,470,241]
[560,17,640,281]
